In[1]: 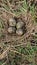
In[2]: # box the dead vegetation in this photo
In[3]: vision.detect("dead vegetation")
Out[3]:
[0,0,37,65]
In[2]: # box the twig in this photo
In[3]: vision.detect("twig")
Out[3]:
[0,8,16,17]
[0,46,10,60]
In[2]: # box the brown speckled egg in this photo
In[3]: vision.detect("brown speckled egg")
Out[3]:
[16,21,24,29]
[9,18,16,26]
[8,27,16,34]
[16,29,23,36]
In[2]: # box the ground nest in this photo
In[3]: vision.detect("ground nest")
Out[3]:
[0,12,34,43]
[0,0,37,65]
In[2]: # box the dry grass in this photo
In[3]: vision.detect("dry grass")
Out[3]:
[0,0,37,65]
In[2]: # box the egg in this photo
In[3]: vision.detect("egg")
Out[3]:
[16,29,23,36]
[16,21,24,29]
[8,27,16,34]
[9,18,16,26]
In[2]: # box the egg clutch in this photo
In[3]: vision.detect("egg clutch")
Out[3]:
[7,18,26,36]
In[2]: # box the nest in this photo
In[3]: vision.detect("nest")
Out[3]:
[0,0,37,65]
[0,11,34,44]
